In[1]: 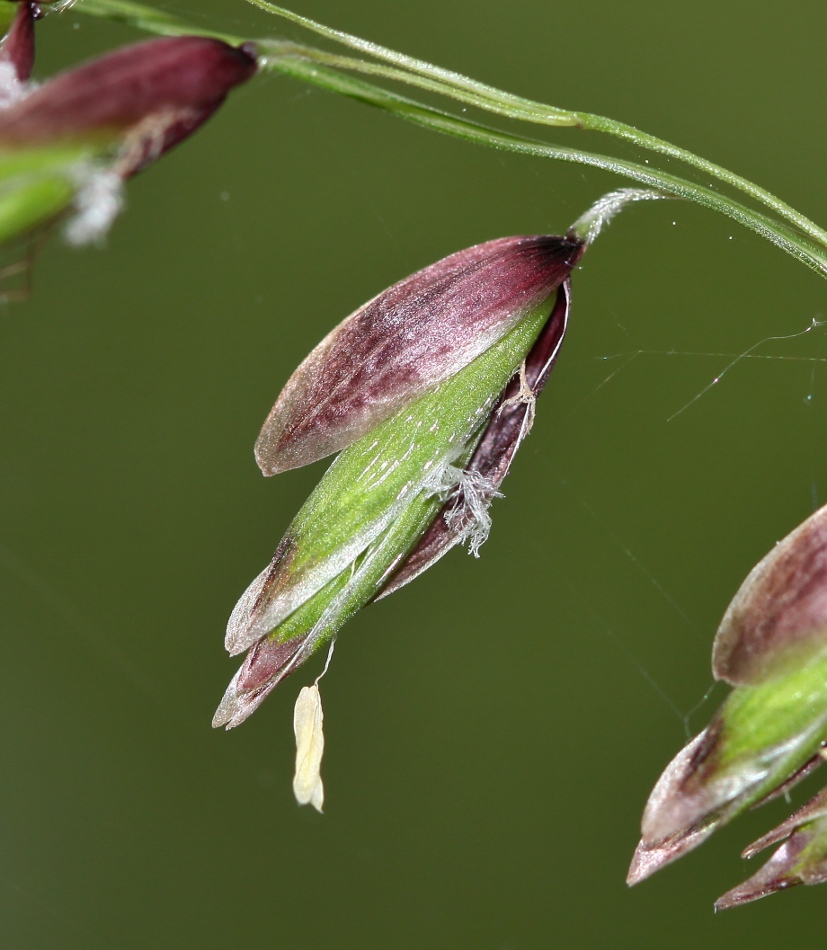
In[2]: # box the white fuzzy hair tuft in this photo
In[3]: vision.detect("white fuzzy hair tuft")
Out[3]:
[63,166,124,246]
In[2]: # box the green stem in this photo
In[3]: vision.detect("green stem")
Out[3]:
[73,0,827,275]
[260,53,827,276]
[71,0,242,42]
[242,0,579,124]
[572,113,827,250]
[243,0,827,251]
[258,39,572,127]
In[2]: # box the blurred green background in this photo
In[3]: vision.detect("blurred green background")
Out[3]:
[2,0,827,945]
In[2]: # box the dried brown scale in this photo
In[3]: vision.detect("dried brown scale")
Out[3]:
[0,36,257,149]
[255,236,584,475]
[713,503,827,686]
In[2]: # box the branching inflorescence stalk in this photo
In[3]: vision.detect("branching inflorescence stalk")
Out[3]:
[72,0,827,275]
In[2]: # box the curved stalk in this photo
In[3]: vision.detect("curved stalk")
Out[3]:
[74,0,827,276]
[73,0,241,42]
[259,53,827,276]
[243,0,827,251]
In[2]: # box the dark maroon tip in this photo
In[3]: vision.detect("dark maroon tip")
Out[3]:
[713,503,827,686]
[0,35,257,147]
[236,633,305,692]
[715,833,810,910]
[0,1,36,83]
[255,235,584,475]
[743,786,827,858]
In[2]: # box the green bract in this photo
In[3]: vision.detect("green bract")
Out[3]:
[630,502,827,906]
[0,6,257,264]
[213,232,583,727]
[0,144,93,245]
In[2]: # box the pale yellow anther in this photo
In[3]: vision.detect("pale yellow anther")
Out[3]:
[292,684,325,812]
